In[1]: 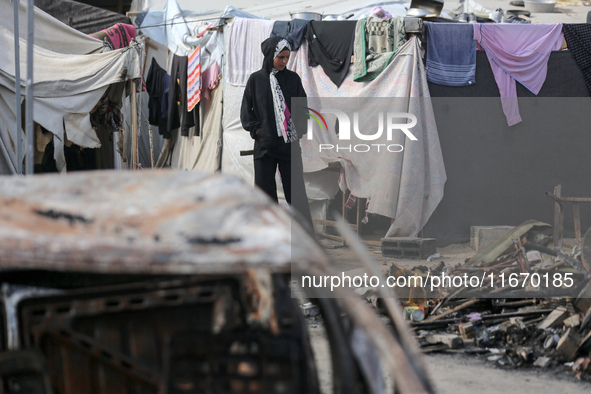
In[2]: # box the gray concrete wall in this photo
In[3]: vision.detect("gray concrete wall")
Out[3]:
[423,51,591,245]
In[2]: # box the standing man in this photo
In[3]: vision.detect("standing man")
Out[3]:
[241,37,313,231]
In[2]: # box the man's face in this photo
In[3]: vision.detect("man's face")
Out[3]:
[273,49,290,71]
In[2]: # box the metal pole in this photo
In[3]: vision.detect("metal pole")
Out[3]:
[13,0,22,174]
[25,0,34,175]
[131,81,138,170]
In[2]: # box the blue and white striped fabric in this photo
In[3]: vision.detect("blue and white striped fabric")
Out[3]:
[425,22,476,87]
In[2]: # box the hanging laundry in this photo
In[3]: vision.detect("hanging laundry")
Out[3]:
[227,18,275,87]
[145,58,176,138]
[90,92,122,133]
[168,54,200,137]
[473,24,563,126]
[201,61,221,100]
[425,22,476,87]
[370,7,392,19]
[353,17,406,82]
[89,23,136,50]
[187,45,201,111]
[271,19,309,51]
[345,194,357,209]
[563,24,591,96]
[305,20,357,88]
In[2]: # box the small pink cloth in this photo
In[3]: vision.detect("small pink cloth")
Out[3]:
[371,6,392,19]
[90,23,136,50]
[473,23,563,126]
[201,61,221,100]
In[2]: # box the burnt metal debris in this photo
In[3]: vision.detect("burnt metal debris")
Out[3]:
[0,170,434,394]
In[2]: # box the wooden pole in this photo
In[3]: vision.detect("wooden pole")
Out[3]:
[148,127,155,168]
[553,185,562,248]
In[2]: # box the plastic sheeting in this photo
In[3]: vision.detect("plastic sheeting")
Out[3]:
[0,0,142,174]
[0,0,105,55]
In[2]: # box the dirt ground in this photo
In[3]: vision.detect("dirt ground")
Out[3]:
[298,238,591,393]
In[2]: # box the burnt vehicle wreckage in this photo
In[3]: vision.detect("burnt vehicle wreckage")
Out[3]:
[0,170,433,394]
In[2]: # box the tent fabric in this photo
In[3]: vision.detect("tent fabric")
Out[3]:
[137,0,218,56]
[0,1,142,174]
[289,37,447,237]
[34,0,132,34]
[0,0,105,55]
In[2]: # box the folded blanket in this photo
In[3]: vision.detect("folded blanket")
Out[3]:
[89,23,136,50]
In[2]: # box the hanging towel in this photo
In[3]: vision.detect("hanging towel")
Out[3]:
[425,22,476,87]
[227,18,274,86]
[353,17,406,82]
[563,24,591,96]
[305,20,357,88]
[474,23,563,126]
[271,19,309,51]
[187,45,201,111]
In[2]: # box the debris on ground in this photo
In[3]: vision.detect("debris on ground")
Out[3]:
[368,222,591,380]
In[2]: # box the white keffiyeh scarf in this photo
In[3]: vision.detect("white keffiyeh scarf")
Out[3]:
[270,39,298,143]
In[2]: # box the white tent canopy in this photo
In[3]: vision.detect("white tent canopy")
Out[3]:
[132,0,411,21]
[0,0,142,174]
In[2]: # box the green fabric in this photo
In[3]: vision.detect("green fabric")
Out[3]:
[353,17,406,82]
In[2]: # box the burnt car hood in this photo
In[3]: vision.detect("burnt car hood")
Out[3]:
[0,170,327,275]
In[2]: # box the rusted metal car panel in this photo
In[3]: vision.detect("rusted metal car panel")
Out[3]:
[15,276,318,394]
[0,170,327,275]
[0,170,433,394]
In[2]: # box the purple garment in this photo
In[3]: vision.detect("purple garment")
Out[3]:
[473,24,563,126]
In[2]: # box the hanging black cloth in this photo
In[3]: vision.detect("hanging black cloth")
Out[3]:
[145,58,177,138]
[271,19,309,51]
[563,24,591,96]
[305,20,357,88]
[167,54,200,137]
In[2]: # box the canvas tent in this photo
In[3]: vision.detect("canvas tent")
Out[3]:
[34,0,132,34]
[0,0,142,174]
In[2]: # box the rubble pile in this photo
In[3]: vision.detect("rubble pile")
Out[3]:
[393,222,591,379]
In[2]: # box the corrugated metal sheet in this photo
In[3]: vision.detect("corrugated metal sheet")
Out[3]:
[35,0,131,34]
